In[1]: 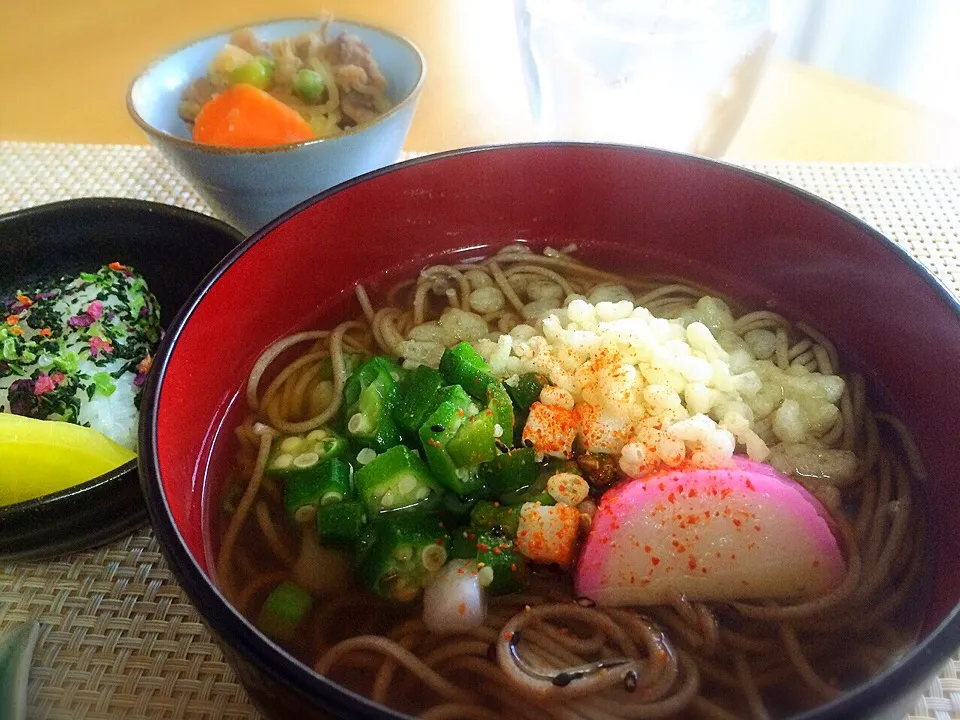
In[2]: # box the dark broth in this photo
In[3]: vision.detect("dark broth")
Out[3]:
[207,251,929,719]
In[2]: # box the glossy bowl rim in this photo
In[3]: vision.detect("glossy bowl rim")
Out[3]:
[126,16,427,156]
[0,197,242,550]
[140,142,960,720]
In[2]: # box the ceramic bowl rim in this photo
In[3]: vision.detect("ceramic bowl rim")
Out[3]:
[140,142,960,720]
[126,16,427,156]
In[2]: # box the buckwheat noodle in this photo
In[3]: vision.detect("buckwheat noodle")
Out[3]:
[218,244,925,719]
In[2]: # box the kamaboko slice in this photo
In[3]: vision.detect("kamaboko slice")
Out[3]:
[575,459,845,605]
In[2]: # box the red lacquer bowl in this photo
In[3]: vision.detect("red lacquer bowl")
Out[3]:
[140,144,960,720]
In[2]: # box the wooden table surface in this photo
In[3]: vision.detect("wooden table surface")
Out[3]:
[3,0,960,163]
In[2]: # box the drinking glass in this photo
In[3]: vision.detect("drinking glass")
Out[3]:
[515,0,774,156]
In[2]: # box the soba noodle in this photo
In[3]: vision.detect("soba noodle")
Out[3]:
[218,244,924,719]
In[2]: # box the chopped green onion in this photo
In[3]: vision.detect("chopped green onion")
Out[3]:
[256,581,313,642]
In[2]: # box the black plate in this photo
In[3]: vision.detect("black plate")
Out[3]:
[0,198,242,561]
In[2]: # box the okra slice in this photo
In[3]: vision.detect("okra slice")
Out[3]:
[317,500,367,547]
[438,343,514,445]
[449,527,481,559]
[505,373,548,413]
[498,470,557,507]
[394,365,446,436]
[439,491,480,525]
[446,530,528,596]
[446,408,497,469]
[418,385,481,495]
[469,500,522,537]
[478,447,538,495]
[356,513,451,602]
[343,357,403,452]
[476,535,528,596]
[355,445,439,514]
[266,426,348,477]
[484,381,515,441]
[439,342,496,401]
[284,457,352,523]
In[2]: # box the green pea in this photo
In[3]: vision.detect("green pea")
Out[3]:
[293,68,326,103]
[229,59,272,90]
[255,55,276,74]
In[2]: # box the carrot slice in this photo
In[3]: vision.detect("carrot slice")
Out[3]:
[192,84,316,148]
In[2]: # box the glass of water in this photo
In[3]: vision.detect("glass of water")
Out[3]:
[515,0,774,156]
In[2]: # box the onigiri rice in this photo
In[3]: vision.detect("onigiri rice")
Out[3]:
[0,262,161,451]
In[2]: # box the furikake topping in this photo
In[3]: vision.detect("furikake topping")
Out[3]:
[0,262,161,422]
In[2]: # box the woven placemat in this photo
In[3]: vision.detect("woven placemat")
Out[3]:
[1,142,959,720]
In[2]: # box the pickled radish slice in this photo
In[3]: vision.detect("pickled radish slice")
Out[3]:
[0,413,135,505]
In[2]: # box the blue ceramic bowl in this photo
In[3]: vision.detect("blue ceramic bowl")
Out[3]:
[127,18,425,234]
